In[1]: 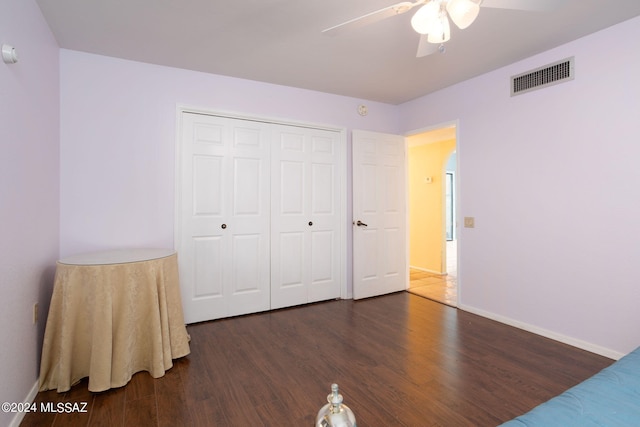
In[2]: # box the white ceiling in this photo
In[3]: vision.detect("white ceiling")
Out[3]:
[35,0,640,105]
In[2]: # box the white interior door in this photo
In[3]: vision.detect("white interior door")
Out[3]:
[271,124,341,309]
[352,130,407,299]
[179,113,271,323]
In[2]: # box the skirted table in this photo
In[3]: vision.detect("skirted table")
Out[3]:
[39,248,191,393]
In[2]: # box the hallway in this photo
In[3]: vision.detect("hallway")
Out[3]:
[408,240,457,307]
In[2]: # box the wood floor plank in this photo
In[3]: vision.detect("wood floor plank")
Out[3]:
[155,365,194,427]
[124,372,155,401]
[123,395,157,427]
[22,292,614,427]
[88,387,125,427]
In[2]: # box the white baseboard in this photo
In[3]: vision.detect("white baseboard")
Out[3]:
[8,380,39,427]
[409,265,446,276]
[457,303,624,361]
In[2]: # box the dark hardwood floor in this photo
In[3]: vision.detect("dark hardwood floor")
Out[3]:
[21,292,613,427]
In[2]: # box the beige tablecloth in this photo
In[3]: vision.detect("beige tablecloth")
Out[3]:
[39,249,191,392]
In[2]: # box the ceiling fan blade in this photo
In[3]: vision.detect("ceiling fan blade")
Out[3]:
[322,1,419,36]
[480,0,565,12]
[416,34,440,57]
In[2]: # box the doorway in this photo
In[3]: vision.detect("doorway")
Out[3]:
[407,126,458,307]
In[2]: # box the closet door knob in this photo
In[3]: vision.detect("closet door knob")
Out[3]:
[221,224,227,229]
[308,221,313,226]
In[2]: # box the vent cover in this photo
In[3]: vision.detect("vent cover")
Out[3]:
[511,57,574,96]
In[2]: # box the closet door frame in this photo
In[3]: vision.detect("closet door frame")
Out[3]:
[174,106,349,321]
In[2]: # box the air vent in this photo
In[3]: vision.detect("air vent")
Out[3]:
[511,57,574,96]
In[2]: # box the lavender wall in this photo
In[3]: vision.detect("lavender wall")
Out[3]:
[58,50,400,296]
[0,0,59,424]
[399,16,640,358]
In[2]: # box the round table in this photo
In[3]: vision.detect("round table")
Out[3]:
[39,248,191,392]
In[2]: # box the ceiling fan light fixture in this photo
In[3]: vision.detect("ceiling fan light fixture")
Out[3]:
[410,1,440,35]
[446,0,480,29]
[426,14,451,43]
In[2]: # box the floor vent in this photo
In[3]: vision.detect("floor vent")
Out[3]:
[511,57,574,96]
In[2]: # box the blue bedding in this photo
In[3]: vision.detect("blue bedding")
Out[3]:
[500,346,640,426]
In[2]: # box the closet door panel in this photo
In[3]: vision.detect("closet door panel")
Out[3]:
[179,113,270,323]
[311,163,334,215]
[228,232,269,315]
[309,229,338,301]
[233,157,262,215]
[224,117,271,318]
[307,130,341,303]
[279,160,305,214]
[193,236,224,299]
[193,155,224,216]
[271,231,307,309]
[271,125,341,308]
[271,127,309,309]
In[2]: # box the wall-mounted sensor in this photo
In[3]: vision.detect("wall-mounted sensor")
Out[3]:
[2,45,18,64]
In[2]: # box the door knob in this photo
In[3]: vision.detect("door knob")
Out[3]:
[308,221,313,226]
[221,224,227,229]
[356,220,368,227]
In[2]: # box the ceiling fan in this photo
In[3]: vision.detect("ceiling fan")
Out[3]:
[322,0,561,57]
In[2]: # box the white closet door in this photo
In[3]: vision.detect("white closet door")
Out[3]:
[179,113,271,323]
[271,125,341,309]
